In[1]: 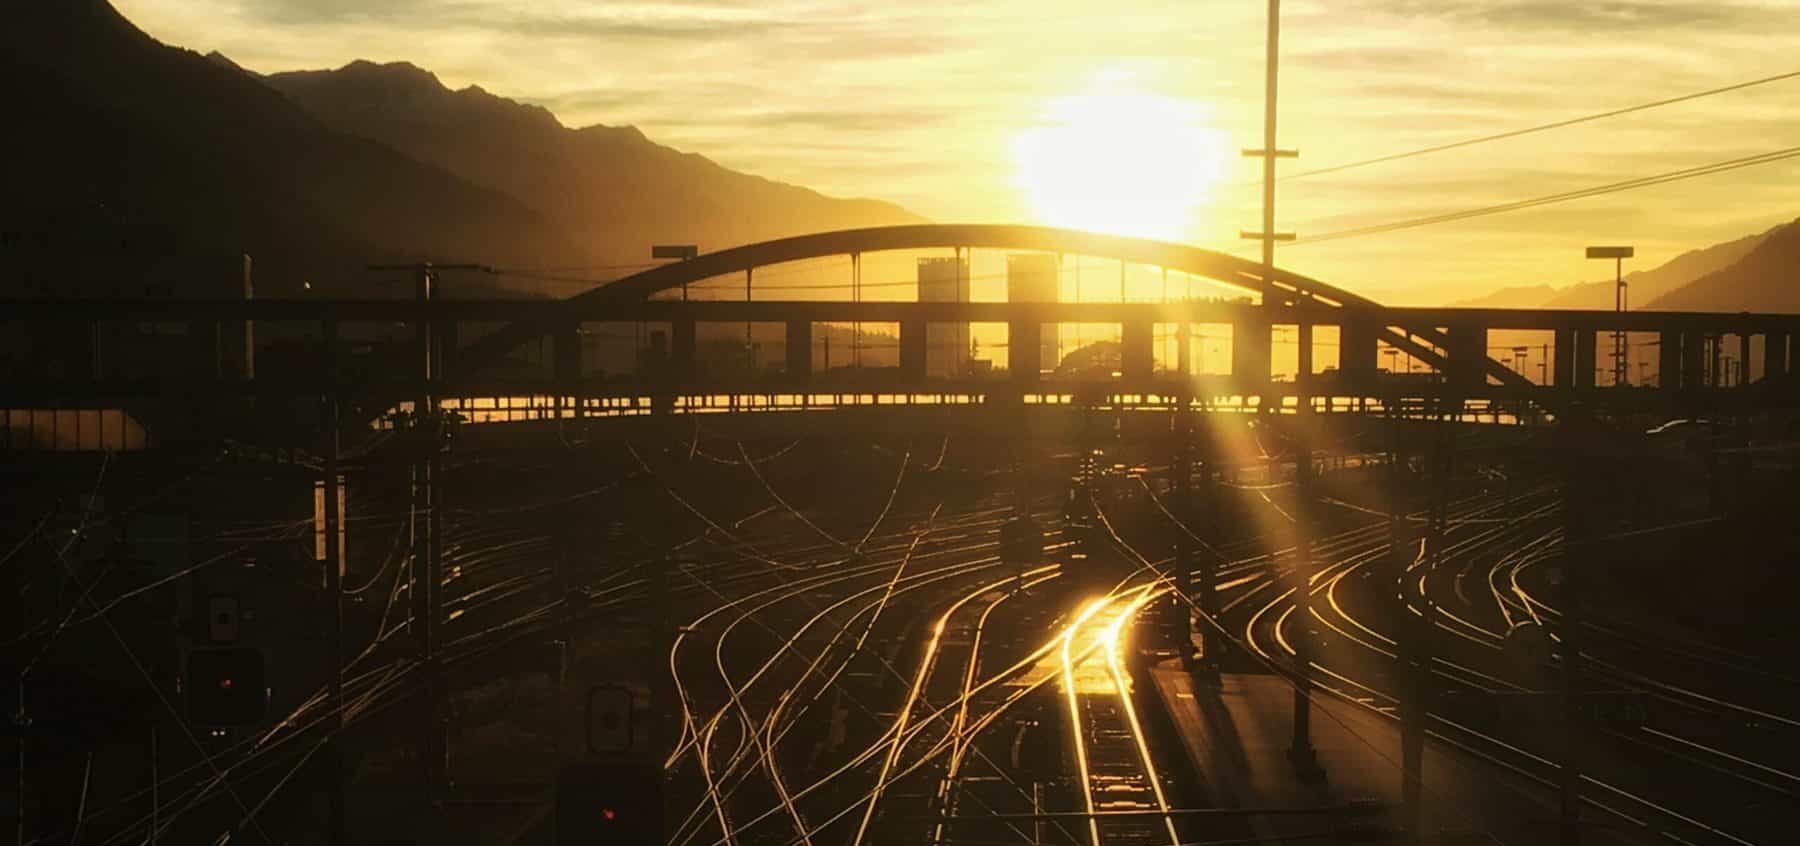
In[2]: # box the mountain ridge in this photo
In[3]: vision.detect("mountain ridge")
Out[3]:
[260,58,924,266]
[1647,216,1800,312]
[1453,219,1789,311]
[2,1,921,298]
[2,0,585,295]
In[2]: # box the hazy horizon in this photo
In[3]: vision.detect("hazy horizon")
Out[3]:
[114,0,1800,305]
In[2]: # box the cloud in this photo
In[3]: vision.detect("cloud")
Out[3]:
[1462,1,1775,32]
[113,0,1800,303]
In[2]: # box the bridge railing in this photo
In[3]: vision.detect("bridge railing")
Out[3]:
[4,298,1797,448]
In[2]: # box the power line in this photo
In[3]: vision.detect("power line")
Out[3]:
[1292,143,1800,245]
[1283,69,1800,182]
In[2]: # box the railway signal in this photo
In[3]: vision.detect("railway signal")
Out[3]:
[183,646,267,726]
[555,760,664,846]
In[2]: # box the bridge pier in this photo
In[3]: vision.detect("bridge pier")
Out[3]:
[1176,320,1192,380]
[1445,323,1487,391]
[900,318,927,386]
[1766,332,1788,384]
[1295,321,1314,406]
[1234,311,1271,400]
[1011,320,1042,385]
[552,322,581,420]
[1122,318,1154,383]
[1554,329,1574,388]
[1682,331,1706,390]
[1709,334,1725,388]
[1574,330,1597,389]
[1659,330,1681,391]
[1738,332,1752,388]
[672,318,696,382]
[1340,317,1379,386]
[785,319,811,389]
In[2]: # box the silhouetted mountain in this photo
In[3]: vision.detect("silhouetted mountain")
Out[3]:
[1453,284,1560,309]
[262,59,924,266]
[1648,217,1800,312]
[203,50,244,73]
[1546,224,1777,310]
[1,0,589,295]
[1455,223,1778,310]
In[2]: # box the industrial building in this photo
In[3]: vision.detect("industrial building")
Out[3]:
[917,256,970,378]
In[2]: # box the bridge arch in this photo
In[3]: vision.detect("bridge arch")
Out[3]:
[570,224,1370,309]
[448,223,1529,398]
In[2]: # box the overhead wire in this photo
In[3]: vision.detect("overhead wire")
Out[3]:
[1292,143,1800,245]
[1282,68,1800,182]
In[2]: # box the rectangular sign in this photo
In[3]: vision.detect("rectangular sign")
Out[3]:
[1585,246,1634,259]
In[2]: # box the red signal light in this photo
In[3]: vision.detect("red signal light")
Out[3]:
[219,678,234,690]
[601,808,617,822]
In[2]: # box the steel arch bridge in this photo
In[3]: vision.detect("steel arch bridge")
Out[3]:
[450,223,1530,393]
[7,223,1798,442]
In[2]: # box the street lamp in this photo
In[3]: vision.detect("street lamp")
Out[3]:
[1586,245,1634,386]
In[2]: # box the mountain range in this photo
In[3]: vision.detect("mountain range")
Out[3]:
[0,0,918,296]
[259,59,920,275]
[1454,219,1795,312]
[3,1,1794,311]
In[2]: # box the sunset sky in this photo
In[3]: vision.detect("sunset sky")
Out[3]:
[116,0,1799,304]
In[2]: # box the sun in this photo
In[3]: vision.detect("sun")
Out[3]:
[1012,74,1229,243]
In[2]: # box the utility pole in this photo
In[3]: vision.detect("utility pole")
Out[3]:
[1556,415,1597,846]
[1404,394,1450,840]
[1176,419,1200,665]
[1240,0,1315,781]
[1388,391,1419,839]
[852,253,862,368]
[322,319,347,846]
[416,264,446,793]
[1289,316,1324,783]
[1241,0,1297,283]
[369,262,486,796]
[1173,318,1204,675]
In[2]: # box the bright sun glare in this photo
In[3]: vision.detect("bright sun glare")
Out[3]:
[1013,74,1229,243]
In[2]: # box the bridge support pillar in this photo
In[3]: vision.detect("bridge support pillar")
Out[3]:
[439,320,459,385]
[552,323,581,420]
[1340,317,1379,388]
[1659,330,1681,391]
[900,318,927,385]
[1296,321,1314,388]
[1234,310,1271,401]
[1445,323,1487,391]
[672,318,696,381]
[1554,329,1575,388]
[1121,318,1154,384]
[1766,332,1788,384]
[1574,330,1597,389]
[552,324,581,384]
[1176,320,1192,378]
[1738,332,1751,388]
[1011,320,1042,385]
[785,320,811,387]
[1681,332,1706,390]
